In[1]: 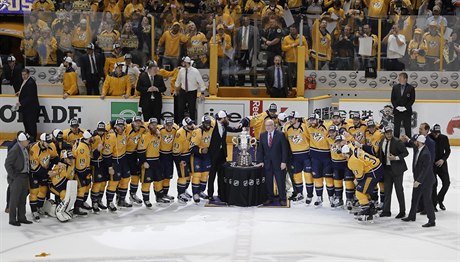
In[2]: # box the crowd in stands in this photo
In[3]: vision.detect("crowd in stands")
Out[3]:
[1,0,460,90]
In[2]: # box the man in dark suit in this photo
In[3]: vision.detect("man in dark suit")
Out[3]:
[379,125,409,218]
[207,110,242,202]
[3,56,23,94]
[136,61,166,122]
[402,135,436,227]
[80,43,105,95]
[17,69,40,141]
[234,16,257,86]
[429,124,451,211]
[265,56,291,98]
[391,72,415,138]
[4,132,33,226]
[256,119,289,206]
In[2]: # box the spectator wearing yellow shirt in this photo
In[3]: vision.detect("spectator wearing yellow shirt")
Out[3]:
[31,0,55,23]
[101,62,132,99]
[157,22,189,70]
[261,0,284,18]
[287,0,304,14]
[310,17,332,69]
[408,28,428,70]
[244,0,266,20]
[224,0,242,28]
[423,21,442,70]
[21,30,38,66]
[25,12,48,33]
[281,25,309,86]
[98,22,121,55]
[211,24,232,86]
[72,19,92,55]
[216,5,235,33]
[364,0,391,34]
[55,22,73,64]
[104,43,124,76]
[57,57,79,99]
[124,0,145,20]
[104,0,124,28]
[37,27,58,66]
[185,22,208,68]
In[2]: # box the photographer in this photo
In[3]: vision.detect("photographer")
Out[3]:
[382,24,406,71]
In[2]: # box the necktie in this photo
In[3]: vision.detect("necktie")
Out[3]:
[401,85,405,96]
[242,26,248,50]
[277,67,281,89]
[269,132,273,147]
[185,68,189,92]
[385,139,390,165]
[91,55,97,74]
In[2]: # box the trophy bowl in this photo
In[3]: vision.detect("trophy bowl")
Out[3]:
[232,129,257,167]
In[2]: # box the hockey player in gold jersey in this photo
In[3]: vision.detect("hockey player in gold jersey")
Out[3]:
[159,118,179,201]
[73,131,93,216]
[51,129,72,156]
[48,150,75,202]
[29,133,59,222]
[342,144,384,221]
[125,116,146,205]
[190,115,215,203]
[138,118,169,207]
[240,103,279,140]
[365,120,385,206]
[307,113,334,206]
[102,118,130,211]
[173,117,196,203]
[347,112,367,145]
[63,118,85,146]
[90,122,108,213]
[284,111,313,202]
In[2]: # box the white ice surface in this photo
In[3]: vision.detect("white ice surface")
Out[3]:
[0,148,459,262]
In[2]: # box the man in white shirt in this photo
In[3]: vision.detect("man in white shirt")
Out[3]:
[174,56,207,122]
[383,25,406,71]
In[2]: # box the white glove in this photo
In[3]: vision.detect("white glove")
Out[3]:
[396,106,406,112]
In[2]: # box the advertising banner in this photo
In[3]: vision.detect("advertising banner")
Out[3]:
[0,0,33,14]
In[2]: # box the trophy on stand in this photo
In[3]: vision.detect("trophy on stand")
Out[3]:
[232,128,257,167]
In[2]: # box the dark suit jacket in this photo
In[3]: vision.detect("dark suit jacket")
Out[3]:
[379,137,408,175]
[18,77,40,115]
[208,122,242,162]
[79,53,105,81]
[136,71,166,109]
[4,63,23,92]
[265,65,291,95]
[406,135,436,163]
[235,25,257,54]
[413,146,434,185]
[5,143,27,185]
[391,83,416,113]
[257,130,288,174]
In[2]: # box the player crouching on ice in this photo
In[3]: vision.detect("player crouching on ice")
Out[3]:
[341,145,384,222]
[48,150,78,222]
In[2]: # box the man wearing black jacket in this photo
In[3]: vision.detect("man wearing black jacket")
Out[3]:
[391,72,415,138]
[80,43,104,95]
[17,69,40,141]
[379,126,409,218]
[136,61,166,122]
[3,56,23,94]
[429,124,451,211]
[402,135,436,228]
[207,111,242,202]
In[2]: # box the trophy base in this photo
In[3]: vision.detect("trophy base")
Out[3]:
[236,155,253,167]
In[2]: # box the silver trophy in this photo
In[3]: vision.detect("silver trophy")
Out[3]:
[232,129,257,167]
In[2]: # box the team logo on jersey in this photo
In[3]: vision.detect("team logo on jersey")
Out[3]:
[320,37,328,46]
[121,138,127,145]
[428,41,438,48]
[354,132,364,142]
[152,140,160,148]
[163,134,174,144]
[312,132,324,142]
[133,136,141,145]
[331,143,340,153]
[80,149,85,154]
[203,136,211,144]
[42,155,51,166]
[373,2,382,8]
[290,135,303,144]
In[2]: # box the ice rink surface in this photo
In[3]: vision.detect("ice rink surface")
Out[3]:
[0,148,459,262]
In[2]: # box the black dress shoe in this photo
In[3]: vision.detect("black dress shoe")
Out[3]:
[208,197,215,202]
[422,221,436,228]
[401,217,416,222]
[9,221,21,226]
[395,212,406,219]
[18,220,33,224]
[434,207,438,212]
[280,200,287,206]
[439,203,446,210]
[420,210,427,215]
[379,212,391,217]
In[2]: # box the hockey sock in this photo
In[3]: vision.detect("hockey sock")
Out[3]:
[162,179,170,195]
[293,172,304,195]
[356,191,369,206]
[191,172,202,195]
[345,180,355,200]
[177,177,188,195]
[141,183,151,201]
[334,179,344,200]
[200,172,209,192]
[314,177,324,198]
[304,172,314,198]
[325,175,334,197]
